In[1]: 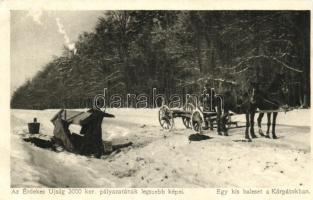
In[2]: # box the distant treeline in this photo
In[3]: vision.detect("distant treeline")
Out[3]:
[11,11,310,109]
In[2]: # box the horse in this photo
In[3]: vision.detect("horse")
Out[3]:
[215,83,258,141]
[255,73,288,139]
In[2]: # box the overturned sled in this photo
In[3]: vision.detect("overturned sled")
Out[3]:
[50,108,118,158]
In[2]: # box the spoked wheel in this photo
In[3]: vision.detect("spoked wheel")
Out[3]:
[182,103,195,129]
[182,117,190,129]
[158,105,174,130]
[191,110,204,133]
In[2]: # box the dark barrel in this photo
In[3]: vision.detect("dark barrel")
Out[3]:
[28,118,40,134]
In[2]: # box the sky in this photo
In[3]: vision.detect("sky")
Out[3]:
[10,10,105,94]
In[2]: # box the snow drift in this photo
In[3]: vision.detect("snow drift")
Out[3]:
[11,108,310,187]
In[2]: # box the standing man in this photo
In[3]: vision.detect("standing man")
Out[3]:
[79,107,115,158]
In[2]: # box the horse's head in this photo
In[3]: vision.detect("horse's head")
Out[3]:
[251,72,289,108]
[250,87,257,105]
[281,79,289,95]
[269,72,289,106]
[248,81,259,105]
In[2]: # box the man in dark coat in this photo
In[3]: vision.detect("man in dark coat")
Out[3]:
[79,108,114,158]
[201,84,216,130]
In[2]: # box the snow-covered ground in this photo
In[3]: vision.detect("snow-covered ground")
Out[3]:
[11,108,311,188]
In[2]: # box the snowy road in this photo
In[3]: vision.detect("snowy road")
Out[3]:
[11,108,311,187]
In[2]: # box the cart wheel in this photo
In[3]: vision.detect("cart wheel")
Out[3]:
[182,103,195,129]
[191,110,203,133]
[158,105,174,130]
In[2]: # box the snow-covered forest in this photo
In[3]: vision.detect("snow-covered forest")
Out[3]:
[11,11,310,109]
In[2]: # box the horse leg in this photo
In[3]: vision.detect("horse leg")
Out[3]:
[272,112,278,139]
[209,119,214,131]
[265,113,271,138]
[245,113,251,141]
[250,112,257,138]
[217,108,223,136]
[257,113,265,136]
[217,115,222,135]
[222,114,228,136]
[203,120,209,130]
